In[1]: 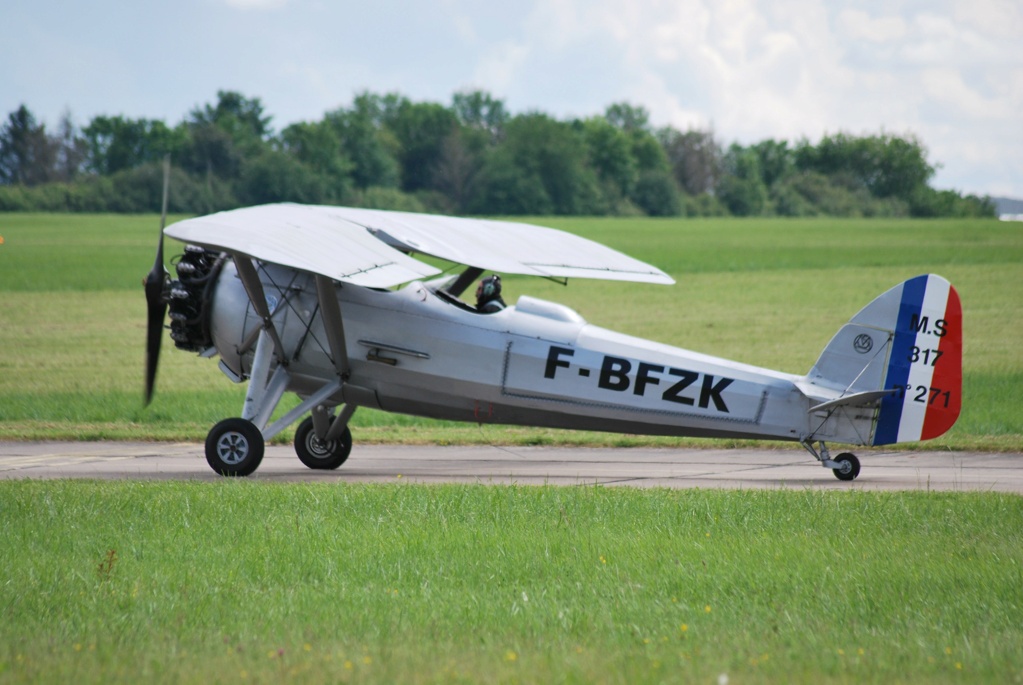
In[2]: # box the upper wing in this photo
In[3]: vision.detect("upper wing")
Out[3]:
[164,204,441,288]
[330,206,675,284]
[165,203,675,287]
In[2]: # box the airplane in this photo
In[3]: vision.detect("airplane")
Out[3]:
[144,203,962,480]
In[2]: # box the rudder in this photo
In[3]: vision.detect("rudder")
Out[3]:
[806,274,962,446]
[872,274,962,445]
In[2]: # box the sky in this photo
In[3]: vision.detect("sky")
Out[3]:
[3,0,1021,199]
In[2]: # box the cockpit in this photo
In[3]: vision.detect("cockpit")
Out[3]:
[422,272,585,324]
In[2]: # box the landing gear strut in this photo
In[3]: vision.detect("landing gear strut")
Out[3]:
[801,440,861,481]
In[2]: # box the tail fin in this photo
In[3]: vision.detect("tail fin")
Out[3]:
[806,274,962,446]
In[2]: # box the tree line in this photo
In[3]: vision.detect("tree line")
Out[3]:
[0,90,995,218]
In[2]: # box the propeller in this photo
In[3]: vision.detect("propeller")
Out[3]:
[143,156,171,405]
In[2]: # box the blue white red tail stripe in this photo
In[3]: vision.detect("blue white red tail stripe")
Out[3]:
[873,275,962,445]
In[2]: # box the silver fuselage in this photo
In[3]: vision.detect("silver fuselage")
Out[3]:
[209,262,870,445]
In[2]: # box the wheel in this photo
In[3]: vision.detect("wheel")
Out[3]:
[205,418,265,477]
[832,452,861,481]
[294,416,352,470]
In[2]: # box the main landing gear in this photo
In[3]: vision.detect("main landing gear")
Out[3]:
[206,418,265,476]
[203,411,354,476]
[294,416,352,470]
[801,440,861,481]
[192,255,361,478]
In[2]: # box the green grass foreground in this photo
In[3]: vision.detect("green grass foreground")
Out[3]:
[2,481,1021,684]
[0,213,1021,449]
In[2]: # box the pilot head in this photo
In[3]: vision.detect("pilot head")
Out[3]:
[476,274,502,305]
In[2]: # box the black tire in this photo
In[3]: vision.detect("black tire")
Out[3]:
[294,416,352,470]
[205,418,265,477]
[832,452,861,481]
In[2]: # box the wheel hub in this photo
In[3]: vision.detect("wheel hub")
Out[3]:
[306,434,335,458]
[216,432,249,465]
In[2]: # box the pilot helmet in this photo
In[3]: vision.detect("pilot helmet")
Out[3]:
[477,274,502,301]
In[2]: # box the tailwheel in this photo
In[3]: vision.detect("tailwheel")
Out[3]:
[294,416,352,470]
[205,418,265,477]
[832,452,861,481]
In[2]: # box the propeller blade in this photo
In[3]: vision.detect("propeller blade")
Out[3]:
[144,156,171,405]
[143,261,167,405]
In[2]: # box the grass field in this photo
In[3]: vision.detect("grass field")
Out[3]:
[1,213,1022,684]
[0,213,1020,449]
[2,481,1021,684]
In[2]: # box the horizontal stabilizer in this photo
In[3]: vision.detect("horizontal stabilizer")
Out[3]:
[807,389,895,414]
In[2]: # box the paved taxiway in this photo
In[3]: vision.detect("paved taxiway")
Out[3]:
[0,442,1020,492]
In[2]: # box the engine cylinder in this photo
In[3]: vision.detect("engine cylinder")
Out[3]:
[168,246,225,352]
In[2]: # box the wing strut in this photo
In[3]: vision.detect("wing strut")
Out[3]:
[444,267,483,298]
[234,256,287,365]
[314,275,351,380]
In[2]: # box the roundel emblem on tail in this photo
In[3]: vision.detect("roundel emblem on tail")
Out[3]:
[853,334,873,354]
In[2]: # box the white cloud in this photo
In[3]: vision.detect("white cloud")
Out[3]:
[838,9,907,43]
[953,0,1023,39]
[921,68,1010,119]
[464,0,1021,195]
